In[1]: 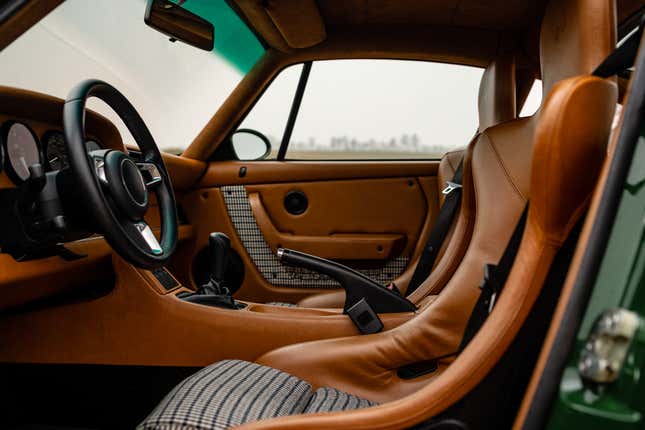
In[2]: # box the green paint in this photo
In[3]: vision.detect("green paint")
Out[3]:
[546,126,645,430]
[168,0,264,73]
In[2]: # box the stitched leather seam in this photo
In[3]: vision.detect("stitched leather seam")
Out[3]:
[483,133,527,202]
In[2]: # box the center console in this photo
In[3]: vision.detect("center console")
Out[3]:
[174,231,417,334]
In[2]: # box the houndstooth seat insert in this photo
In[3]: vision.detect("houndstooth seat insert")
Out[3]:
[138,360,376,430]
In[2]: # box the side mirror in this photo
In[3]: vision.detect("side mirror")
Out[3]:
[144,0,214,51]
[231,129,272,161]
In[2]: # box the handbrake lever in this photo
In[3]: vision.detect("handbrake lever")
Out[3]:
[277,248,416,314]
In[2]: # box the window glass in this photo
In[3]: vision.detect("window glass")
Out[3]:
[519,80,543,117]
[287,60,483,160]
[237,64,303,159]
[236,59,483,160]
[0,0,264,154]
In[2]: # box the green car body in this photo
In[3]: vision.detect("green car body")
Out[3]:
[547,126,645,429]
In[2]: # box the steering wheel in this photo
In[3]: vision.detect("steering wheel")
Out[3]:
[63,79,178,269]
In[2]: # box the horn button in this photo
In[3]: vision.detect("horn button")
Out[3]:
[104,150,149,220]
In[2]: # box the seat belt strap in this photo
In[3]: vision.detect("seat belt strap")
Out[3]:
[458,205,529,352]
[593,15,644,78]
[406,158,464,295]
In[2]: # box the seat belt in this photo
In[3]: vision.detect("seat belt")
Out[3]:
[458,206,528,351]
[593,14,644,78]
[406,158,465,295]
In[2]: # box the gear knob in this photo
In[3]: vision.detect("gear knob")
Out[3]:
[209,232,231,282]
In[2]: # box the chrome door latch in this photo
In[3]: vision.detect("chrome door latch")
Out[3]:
[578,308,641,384]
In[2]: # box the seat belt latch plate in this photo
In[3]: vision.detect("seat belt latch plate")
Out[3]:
[346,298,384,335]
[442,181,463,195]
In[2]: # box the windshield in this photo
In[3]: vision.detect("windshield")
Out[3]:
[0,0,264,154]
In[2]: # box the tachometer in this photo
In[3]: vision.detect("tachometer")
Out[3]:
[1,121,43,184]
[43,130,68,171]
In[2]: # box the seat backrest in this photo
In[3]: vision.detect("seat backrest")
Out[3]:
[254,0,617,411]
[407,55,517,302]
[436,54,517,201]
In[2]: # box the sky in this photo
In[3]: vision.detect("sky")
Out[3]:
[0,0,543,156]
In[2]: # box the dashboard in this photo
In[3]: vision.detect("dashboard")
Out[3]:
[0,121,103,186]
[0,86,203,312]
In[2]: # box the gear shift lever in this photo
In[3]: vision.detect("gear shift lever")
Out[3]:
[209,232,230,285]
[197,232,232,296]
[181,232,242,309]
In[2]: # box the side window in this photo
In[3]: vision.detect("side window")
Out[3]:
[236,64,302,159]
[519,80,542,117]
[232,59,483,160]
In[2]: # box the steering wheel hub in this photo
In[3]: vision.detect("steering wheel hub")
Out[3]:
[104,151,149,219]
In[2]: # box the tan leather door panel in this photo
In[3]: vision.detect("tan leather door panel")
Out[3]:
[246,178,425,260]
[186,161,441,302]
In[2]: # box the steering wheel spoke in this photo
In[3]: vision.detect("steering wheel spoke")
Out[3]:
[137,162,163,189]
[132,221,163,255]
[89,149,110,186]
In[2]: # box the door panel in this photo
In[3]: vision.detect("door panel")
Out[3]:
[184,161,441,303]
[221,184,410,289]
[246,178,426,258]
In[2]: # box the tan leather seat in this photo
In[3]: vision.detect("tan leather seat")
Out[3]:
[296,54,517,309]
[253,0,616,406]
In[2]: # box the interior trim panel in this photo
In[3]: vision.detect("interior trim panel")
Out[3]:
[222,185,409,288]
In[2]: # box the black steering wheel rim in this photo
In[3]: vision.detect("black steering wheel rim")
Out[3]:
[63,79,178,269]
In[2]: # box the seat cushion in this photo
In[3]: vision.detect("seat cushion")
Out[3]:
[304,387,376,413]
[138,360,376,430]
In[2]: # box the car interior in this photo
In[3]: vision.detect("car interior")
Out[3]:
[0,0,643,429]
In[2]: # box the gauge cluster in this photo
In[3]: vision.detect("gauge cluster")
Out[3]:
[0,120,101,186]
[0,119,106,260]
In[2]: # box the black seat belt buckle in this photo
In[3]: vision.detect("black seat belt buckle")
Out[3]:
[346,298,384,335]
[479,263,499,313]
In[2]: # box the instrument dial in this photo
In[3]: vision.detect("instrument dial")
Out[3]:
[1,121,43,184]
[43,131,101,172]
[43,131,68,171]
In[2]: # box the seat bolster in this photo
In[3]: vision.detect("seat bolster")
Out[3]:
[531,75,617,243]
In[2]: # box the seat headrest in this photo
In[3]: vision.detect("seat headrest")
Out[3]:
[540,0,616,94]
[478,55,517,131]
[530,75,616,242]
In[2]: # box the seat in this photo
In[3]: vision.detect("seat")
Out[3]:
[278,53,517,309]
[139,0,617,428]
[137,360,376,430]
